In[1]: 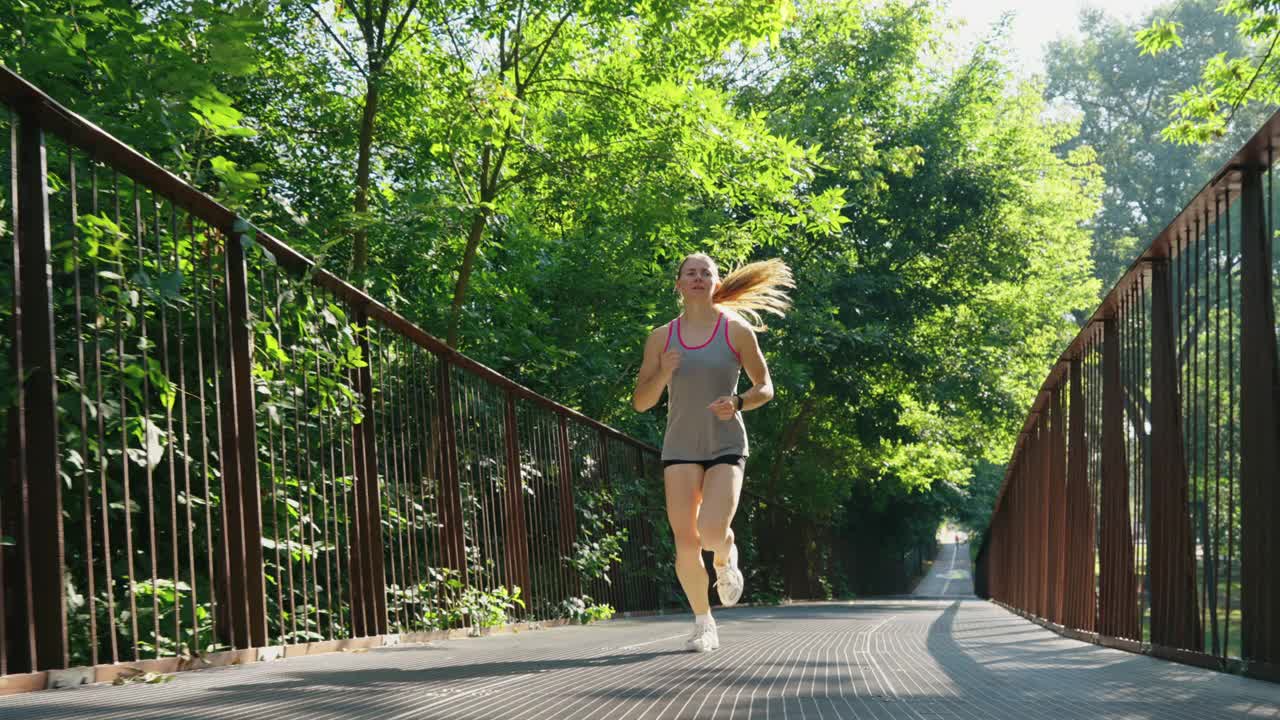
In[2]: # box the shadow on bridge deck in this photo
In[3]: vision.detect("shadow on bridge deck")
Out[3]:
[3,593,1276,720]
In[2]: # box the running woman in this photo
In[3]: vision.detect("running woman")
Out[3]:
[632,252,793,652]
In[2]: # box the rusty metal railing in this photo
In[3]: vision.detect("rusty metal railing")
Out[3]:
[979,108,1280,682]
[0,65,671,691]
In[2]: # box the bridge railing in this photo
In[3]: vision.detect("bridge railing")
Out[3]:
[979,109,1280,681]
[0,66,669,690]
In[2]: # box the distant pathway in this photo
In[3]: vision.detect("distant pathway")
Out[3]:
[914,540,975,598]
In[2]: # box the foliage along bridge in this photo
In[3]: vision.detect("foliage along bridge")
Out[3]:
[0,65,1278,717]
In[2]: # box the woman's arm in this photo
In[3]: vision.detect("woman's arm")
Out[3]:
[633,325,679,412]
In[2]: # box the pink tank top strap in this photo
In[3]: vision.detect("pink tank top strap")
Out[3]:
[723,316,740,363]
[675,313,723,350]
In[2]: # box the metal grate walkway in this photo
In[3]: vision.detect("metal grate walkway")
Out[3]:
[912,540,974,599]
[5,596,1278,719]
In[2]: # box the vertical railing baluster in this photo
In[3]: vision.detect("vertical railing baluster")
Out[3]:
[4,107,68,672]
[351,308,388,637]
[557,415,581,600]
[634,445,652,611]
[346,314,369,636]
[1,112,12,679]
[599,431,625,612]
[1100,317,1138,640]
[373,326,403,632]
[1038,409,1049,619]
[1149,257,1203,651]
[436,357,467,584]
[502,392,532,612]
[1237,164,1280,665]
[219,225,269,649]
[1211,195,1224,658]
[1067,356,1094,632]
[1050,381,1067,625]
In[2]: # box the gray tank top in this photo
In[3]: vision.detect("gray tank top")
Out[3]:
[661,312,749,461]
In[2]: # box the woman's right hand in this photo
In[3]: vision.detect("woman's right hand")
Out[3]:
[659,349,682,378]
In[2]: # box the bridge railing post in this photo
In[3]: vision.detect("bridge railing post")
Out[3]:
[3,106,68,673]
[1148,257,1202,651]
[1037,406,1050,620]
[1238,163,1280,667]
[349,308,388,637]
[216,225,269,650]
[1067,356,1096,632]
[1099,318,1138,640]
[1049,381,1068,626]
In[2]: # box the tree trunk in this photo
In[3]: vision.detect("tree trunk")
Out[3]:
[351,76,381,281]
[446,207,490,347]
[446,141,496,347]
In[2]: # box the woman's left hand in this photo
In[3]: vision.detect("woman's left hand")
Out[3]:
[708,396,738,421]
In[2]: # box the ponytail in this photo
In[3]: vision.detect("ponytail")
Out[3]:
[709,257,794,331]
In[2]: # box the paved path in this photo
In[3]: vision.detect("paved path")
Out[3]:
[912,541,973,598]
[5,598,1278,719]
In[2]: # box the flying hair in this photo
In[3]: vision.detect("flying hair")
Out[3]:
[677,253,794,331]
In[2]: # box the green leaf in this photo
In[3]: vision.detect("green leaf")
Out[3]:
[345,344,367,368]
[156,271,184,299]
[1136,19,1183,56]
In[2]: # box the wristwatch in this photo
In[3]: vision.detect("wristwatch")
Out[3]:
[734,394,744,411]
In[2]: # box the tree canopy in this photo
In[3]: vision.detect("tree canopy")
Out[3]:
[2,0,1109,598]
[1046,0,1264,286]
[1137,0,1280,145]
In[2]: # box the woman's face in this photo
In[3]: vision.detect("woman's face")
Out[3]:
[676,256,718,301]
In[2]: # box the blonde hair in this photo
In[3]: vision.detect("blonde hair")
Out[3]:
[677,253,794,331]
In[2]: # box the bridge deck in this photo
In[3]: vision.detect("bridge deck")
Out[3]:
[912,539,973,599]
[4,545,1277,719]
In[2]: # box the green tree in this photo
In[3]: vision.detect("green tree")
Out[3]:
[1046,0,1260,286]
[713,0,1102,594]
[301,1,424,281]
[349,0,817,347]
[1137,0,1280,145]
[0,0,267,195]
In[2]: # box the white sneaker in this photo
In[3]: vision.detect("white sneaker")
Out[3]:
[715,544,744,607]
[685,622,719,652]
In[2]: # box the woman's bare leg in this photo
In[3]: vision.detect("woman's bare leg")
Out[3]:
[664,464,709,615]
[699,462,743,567]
